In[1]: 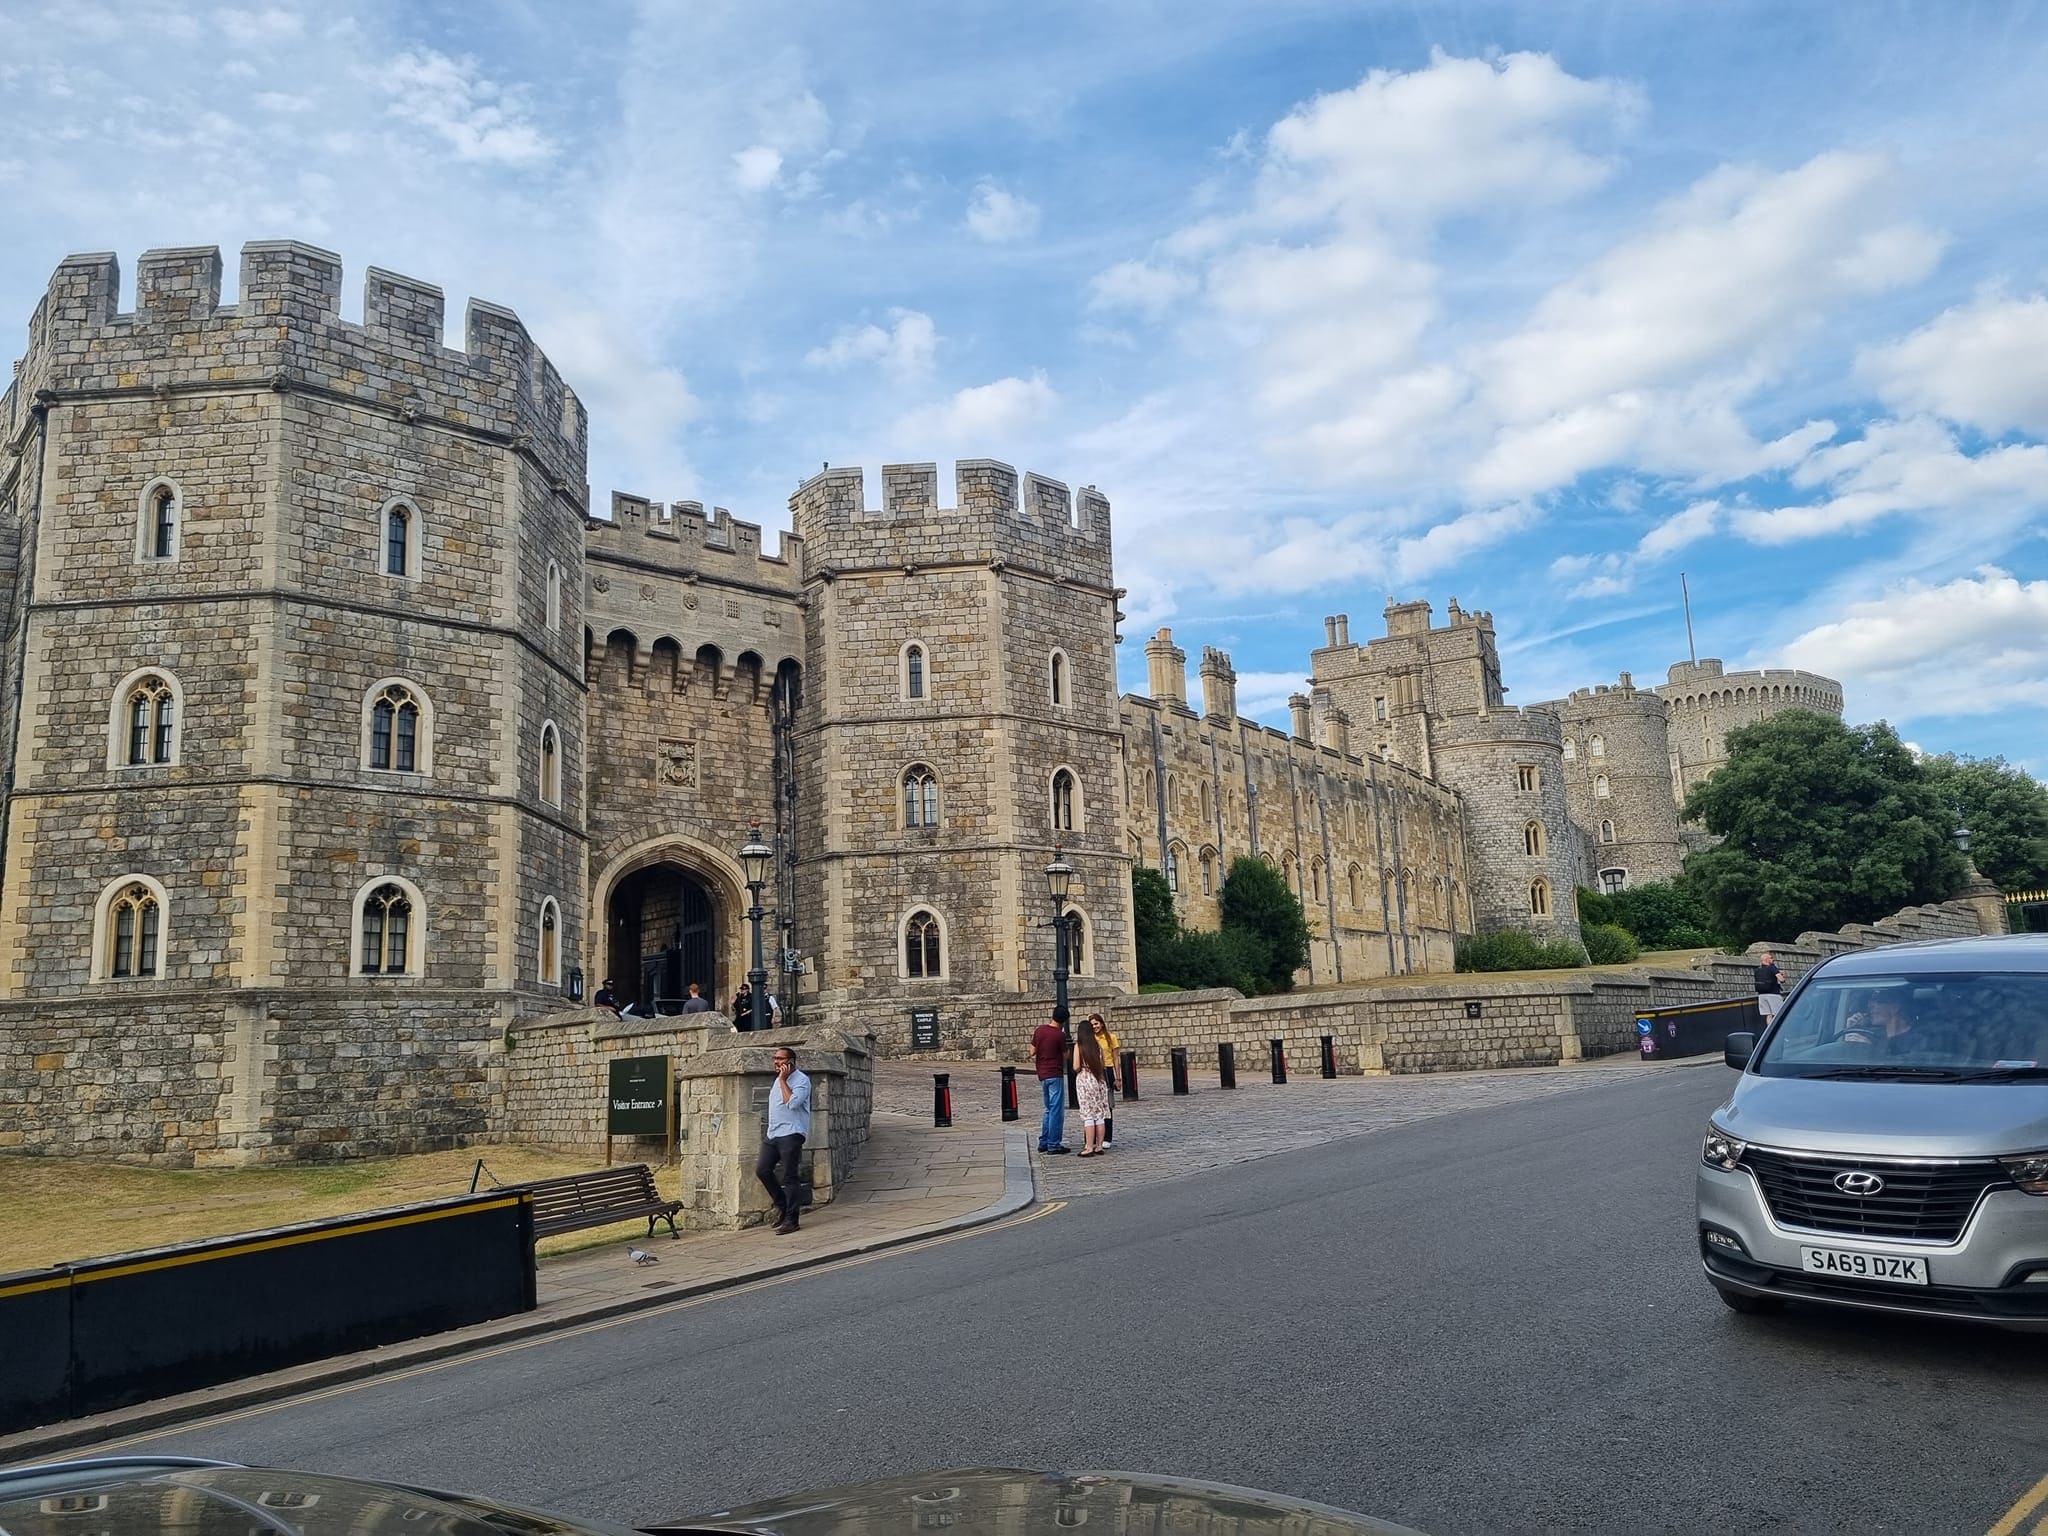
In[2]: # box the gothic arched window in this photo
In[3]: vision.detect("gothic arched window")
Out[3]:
[124,674,177,766]
[904,909,943,978]
[366,682,426,773]
[540,722,561,806]
[1051,769,1076,832]
[104,880,163,979]
[358,881,416,975]
[903,765,940,828]
[1524,820,1544,857]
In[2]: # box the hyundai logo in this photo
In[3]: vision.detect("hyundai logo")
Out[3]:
[1834,1170,1886,1196]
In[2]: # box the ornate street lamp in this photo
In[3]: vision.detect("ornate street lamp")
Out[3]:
[1045,847,1074,1024]
[739,822,774,1034]
[1954,813,1973,856]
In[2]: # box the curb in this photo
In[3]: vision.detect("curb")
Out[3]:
[0,1128,1039,1467]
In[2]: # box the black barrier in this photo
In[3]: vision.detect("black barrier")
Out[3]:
[1218,1041,1237,1089]
[0,1192,534,1434]
[933,1072,952,1127]
[1119,1049,1139,1098]
[1636,997,1759,1061]
[0,1267,72,1436]
[1170,1047,1191,1095]
[1320,1035,1338,1079]
[999,1064,1020,1122]
[1065,1062,1078,1110]
[1270,1038,1287,1084]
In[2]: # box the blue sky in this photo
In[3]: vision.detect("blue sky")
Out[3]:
[5,1,2047,768]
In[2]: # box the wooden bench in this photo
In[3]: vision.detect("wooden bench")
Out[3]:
[515,1163,682,1242]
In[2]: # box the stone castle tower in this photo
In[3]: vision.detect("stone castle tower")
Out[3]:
[0,242,586,1162]
[790,461,1129,1008]
[1657,659,1845,800]
[1308,599,1580,943]
[1550,673,1690,889]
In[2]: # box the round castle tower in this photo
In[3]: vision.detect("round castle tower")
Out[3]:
[1427,708,1581,942]
[1656,659,1844,802]
[1554,672,1687,889]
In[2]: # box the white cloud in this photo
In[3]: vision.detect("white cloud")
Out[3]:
[732,145,783,189]
[1776,567,2048,720]
[1858,291,2048,437]
[890,372,1059,445]
[964,179,1040,242]
[1636,499,1722,561]
[1234,670,1312,721]
[1483,152,1941,427]
[1733,417,2048,544]
[1257,47,1639,228]
[382,49,552,166]
[218,8,303,46]
[1545,498,1722,598]
[1088,260,1196,319]
[805,308,937,380]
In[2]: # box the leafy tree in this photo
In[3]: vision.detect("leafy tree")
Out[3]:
[1919,754,2048,894]
[1218,855,1312,993]
[1152,926,1271,994]
[1681,712,1968,945]
[1581,922,1640,965]
[1130,865,1180,981]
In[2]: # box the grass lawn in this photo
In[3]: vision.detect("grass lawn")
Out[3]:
[0,1145,686,1271]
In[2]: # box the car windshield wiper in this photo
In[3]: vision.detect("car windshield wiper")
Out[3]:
[1792,1066,1972,1081]
[1946,1065,2048,1081]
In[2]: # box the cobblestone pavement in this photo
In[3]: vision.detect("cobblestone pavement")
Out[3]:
[876,1056,1659,1198]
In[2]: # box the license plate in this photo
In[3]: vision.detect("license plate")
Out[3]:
[1799,1246,1928,1285]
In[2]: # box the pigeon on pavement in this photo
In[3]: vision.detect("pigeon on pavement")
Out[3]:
[629,1247,659,1265]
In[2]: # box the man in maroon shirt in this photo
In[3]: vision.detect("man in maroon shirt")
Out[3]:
[1031,1006,1071,1154]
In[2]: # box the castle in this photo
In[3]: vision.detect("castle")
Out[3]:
[0,243,1841,1164]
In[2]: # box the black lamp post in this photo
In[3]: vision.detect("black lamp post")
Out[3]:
[1045,847,1074,1023]
[1954,813,1972,857]
[739,823,773,1034]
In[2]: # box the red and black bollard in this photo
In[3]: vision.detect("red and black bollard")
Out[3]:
[999,1064,1019,1122]
[1270,1037,1287,1084]
[1218,1041,1237,1089]
[1119,1049,1139,1099]
[933,1072,952,1128]
[1320,1034,1338,1079]
[1170,1046,1191,1095]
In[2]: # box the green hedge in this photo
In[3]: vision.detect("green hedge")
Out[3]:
[1581,922,1641,965]
[1454,930,1588,972]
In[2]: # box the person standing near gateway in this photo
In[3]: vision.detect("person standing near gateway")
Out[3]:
[1755,950,1787,1022]
[1032,1007,1071,1155]
[756,1046,811,1234]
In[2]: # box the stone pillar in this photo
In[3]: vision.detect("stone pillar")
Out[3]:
[1289,693,1312,740]
[1145,628,1187,706]
[1199,646,1237,721]
[1958,865,2009,936]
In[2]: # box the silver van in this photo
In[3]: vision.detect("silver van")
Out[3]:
[1698,934,2048,1328]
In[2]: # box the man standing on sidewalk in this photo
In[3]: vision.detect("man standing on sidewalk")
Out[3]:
[1755,950,1787,1023]
[757,1046,812,1233]
[1032,1007,1071,1155]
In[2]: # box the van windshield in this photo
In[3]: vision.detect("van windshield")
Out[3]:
[1755,971,2048,1080]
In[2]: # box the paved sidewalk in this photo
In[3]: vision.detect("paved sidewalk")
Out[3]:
[0,1112,1031,1464]
[878,1053,1693,1200]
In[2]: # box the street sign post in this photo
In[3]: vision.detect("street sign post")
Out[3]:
[606,1054,673,1164]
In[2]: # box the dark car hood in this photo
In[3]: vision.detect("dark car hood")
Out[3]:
[678,1466,1422,1536]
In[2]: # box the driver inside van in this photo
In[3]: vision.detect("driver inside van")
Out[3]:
[1842,992,1917,1050]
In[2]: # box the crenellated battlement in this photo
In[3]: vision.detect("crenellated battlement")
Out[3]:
[588,492,803,593]
[12,242,587,491]
[1430,706,1565,750]
[789,460,1114,586]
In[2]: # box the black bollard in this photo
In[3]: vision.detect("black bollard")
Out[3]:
[1120,1049,1139,1099]
[1170,1046,1191,1095]
[1065,1063,1078,1110]
[933,1072,952,1128]
[1320,1034,1338,1079]
[999,1064,1019,1122]
[1270,1037,1287,1084]
[1218,1041,1237,1089]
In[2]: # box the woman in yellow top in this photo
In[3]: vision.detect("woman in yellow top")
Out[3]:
[1088,1014,1120,1146]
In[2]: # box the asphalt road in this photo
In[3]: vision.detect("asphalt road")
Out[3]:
[110,1064,2048,1535]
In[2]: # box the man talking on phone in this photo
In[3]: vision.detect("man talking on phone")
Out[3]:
[757,1046,812,1235]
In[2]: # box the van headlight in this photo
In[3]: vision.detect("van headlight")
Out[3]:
[2000,1153,2048,1195]
[1702,1127,1746,1171]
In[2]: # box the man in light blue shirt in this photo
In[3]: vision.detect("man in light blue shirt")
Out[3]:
[756,1046,812,1234]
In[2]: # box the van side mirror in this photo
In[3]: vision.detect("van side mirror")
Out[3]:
[1725,1032,1756,1069]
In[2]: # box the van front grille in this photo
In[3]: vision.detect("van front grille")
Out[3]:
[1738,1148,2009,1242]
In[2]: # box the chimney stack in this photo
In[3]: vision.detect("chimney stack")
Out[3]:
[1199,646,1237,721]
[1145,628,1188,706]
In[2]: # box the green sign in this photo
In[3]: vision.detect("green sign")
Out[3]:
[607,1055,672,1136]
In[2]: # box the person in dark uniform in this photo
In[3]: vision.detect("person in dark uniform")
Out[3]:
[593,978,621,1017]
[731,981,755,1029]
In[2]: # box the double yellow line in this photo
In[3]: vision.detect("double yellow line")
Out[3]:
[50,1199,1066,1458]
[1989,1471,2048,1536]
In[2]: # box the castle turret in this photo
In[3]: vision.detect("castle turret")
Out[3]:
[1146,628,1188,707]
[1199,646,1237,721]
